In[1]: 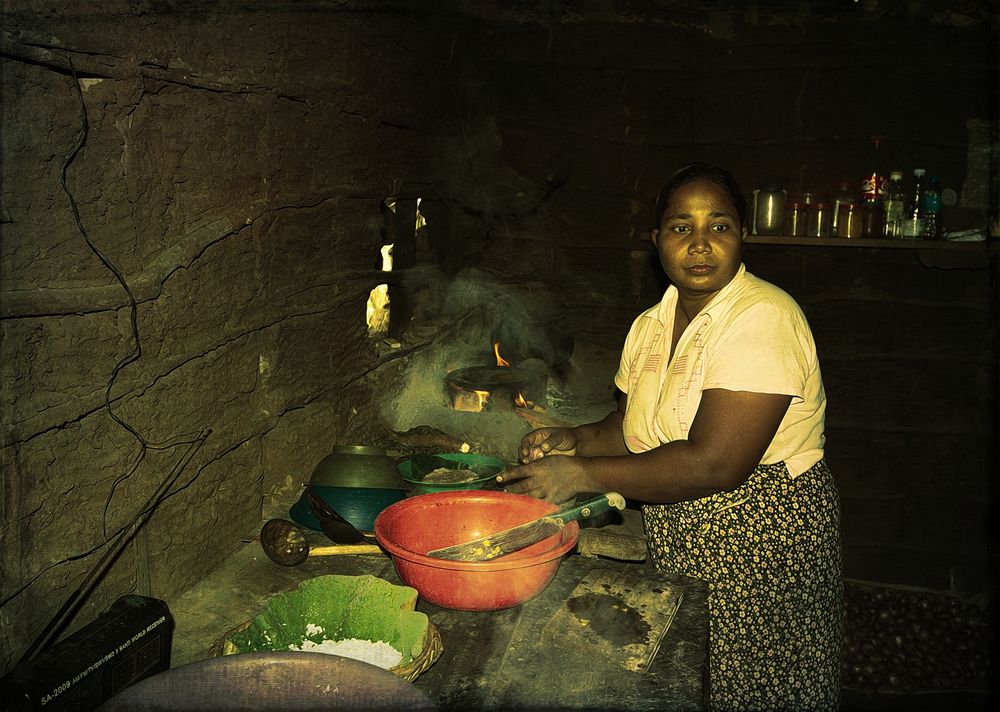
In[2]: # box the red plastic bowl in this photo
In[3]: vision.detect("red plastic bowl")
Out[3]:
[374,490,579,611]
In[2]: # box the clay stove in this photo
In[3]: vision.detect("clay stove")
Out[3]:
[446,344,546,413]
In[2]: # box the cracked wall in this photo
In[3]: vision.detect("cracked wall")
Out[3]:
[1,0,996,673]
[0,1,462,670]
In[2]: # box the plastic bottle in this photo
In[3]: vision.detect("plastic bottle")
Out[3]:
[860,136,887,206]
[922,175,942,239]
[900,169,926,239]
[882,171,905,238]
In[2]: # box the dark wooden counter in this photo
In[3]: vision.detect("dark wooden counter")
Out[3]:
[411,555,708,711]
[169,540,709,711]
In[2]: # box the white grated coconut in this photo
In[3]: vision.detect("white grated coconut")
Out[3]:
[290,635,403,669]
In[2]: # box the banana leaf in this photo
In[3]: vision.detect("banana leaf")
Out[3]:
[220,574,428,664]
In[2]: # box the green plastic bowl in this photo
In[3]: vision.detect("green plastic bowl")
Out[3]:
[397,453,507,494]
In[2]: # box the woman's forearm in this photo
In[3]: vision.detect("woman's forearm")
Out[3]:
[572,410,629,457]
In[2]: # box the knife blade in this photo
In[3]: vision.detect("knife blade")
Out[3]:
[426,492,626,562]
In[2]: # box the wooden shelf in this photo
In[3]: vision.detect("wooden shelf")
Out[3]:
[745,235,988,249]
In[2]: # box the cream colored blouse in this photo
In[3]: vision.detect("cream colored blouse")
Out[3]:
[614,264,826,477]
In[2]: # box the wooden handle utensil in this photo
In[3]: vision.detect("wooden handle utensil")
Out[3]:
[308,544,384,557]
[260,518,384,566]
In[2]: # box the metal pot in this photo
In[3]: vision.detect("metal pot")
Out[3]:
[96,652,435,711]
[308,445,404,489]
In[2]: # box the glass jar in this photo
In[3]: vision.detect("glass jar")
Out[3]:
[784,202,808,237]
[806,202,832,237]
[753,185,786,235]
[836,203,862,238]
[860,201,884,239]
[830,181,855,237]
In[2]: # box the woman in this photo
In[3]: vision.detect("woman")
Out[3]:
[499,163,842,711]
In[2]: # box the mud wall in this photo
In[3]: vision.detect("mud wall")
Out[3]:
[1,0,995,671]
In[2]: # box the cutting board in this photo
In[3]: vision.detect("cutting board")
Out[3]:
[487,568,683,709]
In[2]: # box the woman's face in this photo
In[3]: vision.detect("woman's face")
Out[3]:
[652,177,746,310]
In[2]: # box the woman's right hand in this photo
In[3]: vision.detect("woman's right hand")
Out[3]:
[519,427,578,463]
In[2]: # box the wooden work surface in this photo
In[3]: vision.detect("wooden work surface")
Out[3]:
[412,555,709,711]
[170,541,708,711]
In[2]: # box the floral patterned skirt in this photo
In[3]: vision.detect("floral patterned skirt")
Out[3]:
[643,459,843,712]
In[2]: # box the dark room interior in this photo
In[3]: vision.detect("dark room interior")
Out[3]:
[1,1,997,710]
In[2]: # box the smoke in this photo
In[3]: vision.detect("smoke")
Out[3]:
[380,267,619,462]
[381,268,541,461]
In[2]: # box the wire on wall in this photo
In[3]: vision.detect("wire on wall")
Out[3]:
[59,55,205,539]
[17,429,210,665]
[13,55,216,663]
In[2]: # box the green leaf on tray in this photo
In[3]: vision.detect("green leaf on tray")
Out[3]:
[221,574,429,664]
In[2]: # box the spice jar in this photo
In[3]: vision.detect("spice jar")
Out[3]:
[860,201,884,239]
[783,202,808,237]
[830,181,855,237]
[806,202,833,237]
[836,202,862,238]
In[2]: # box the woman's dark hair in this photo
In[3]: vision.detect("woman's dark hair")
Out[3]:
[652,162,747,230]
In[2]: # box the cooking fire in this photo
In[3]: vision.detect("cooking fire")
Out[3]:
[446,343,544,413]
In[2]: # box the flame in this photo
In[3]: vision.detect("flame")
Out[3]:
[448,343,532,412]
[494,342,510,367]
[495,343,530,406]
[452,388,490,412]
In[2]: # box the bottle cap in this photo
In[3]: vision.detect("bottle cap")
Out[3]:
[914,168,926,176]
[890,171,903,180]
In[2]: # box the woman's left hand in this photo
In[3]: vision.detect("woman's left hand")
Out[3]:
[497,455,587,504]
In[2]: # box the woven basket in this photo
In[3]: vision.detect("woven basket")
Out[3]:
[210,619,443,682]
[394,620,443,682]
